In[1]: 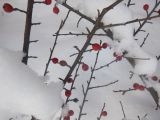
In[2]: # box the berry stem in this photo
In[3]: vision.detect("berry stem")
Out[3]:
[13,8,27,14]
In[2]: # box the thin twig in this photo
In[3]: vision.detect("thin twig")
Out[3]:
[97,103,106,120]
[53,32,108,37]
[102,14,160,29]
[43,10,71,76]
[78,44,101,120]
[134,1,160,36]
[89,80,118,90]
[13,8,27,14]
[140,33,149,47]
[113,88,136,95]
[120,101,126,118]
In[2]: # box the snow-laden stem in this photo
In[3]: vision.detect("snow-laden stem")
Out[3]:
[43,10,71,76]
[62,0,124,85]
[102,14,160,29]
[60,1,114,38]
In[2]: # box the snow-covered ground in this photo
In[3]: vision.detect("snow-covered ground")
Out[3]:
[0,0,160,120]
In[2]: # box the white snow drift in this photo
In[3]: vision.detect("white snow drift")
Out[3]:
[58,0,157,75]
[0,48,63,120]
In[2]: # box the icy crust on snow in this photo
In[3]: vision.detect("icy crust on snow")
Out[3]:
[72,0,157,75]
[0,48,63,120]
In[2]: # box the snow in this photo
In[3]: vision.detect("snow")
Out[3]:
[0,48,63,120]
[69,0,158,75]
[0,0,160,120]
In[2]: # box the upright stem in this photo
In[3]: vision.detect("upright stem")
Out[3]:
[22,0,34,64]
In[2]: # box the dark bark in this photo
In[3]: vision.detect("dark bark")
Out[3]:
[22,0,34,64]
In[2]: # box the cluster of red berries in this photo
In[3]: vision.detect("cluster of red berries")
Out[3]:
[113,52,123,61]
[51,57,68,66]
[3,1,60,14]
[133,83,145,91]
[44,0,60,14]
[64,110,74,120]
[91,42,108,51]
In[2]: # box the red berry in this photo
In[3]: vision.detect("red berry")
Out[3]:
[65,90,71,97]
[133,83,140,90]
[151,76,158,81]
[82,63,89,71]
[59,60,67,66]
[51,57,59,64]
[68,110,74,116]
[92,43,101,51]
[66,78,74,83]
[143,4,149,11]
[138,85,145,91]
[44,0,52,5]
[3,3,14,13]
[116,55,122,61]
[102,43,108,49]
[53,6,59,14]
[64,116,70,120]
[101,111,107,116]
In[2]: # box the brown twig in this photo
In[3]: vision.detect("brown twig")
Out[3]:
[134,1,160,36]
[140,33,149,47]
[78,43,101,120]
[113,88,136,95]
[88,80,118,90]
[53,32,108,37]
[43,10,71,76]
[62,0,124,86]
[97,103,106,120]
[102,14,160,29]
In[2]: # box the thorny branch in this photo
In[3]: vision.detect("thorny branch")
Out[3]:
[113,88,136,95]
[43,10,71,76]
[134,1,160,36]
[62,0,124,86]
[77,44,101,120]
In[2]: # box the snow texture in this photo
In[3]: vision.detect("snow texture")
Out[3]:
[70,0,157,75]
[0,48,63,120]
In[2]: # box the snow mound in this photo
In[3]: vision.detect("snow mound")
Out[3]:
[0,48,63,120]
[74,0,158,75]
